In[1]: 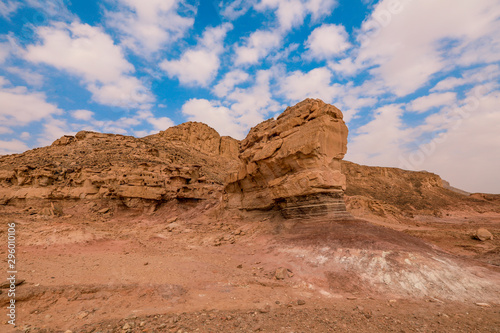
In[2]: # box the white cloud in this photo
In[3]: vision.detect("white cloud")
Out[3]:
[147,116,174,131]
[24,22,153,108]
[0,139,29,155]
[328,57,359,76]
[25,0,74,20]
[279,67,340,103]
[72,109,175,137]
[6,67,44,87]
[0,85,62,126]
[226,69,281,128]
[408,92,457,113]
[347,104,411,166]
[347,85,500,193]
[0,0,20,18]
[38,117,72,146]
[20,132,30,139]
[431,65,500,92]
[306,24,351,60]
[221,0,255,20]
[423,93,500,193]
[161,24,232,86]
[0,76,8,86]
[255,0,337,31]
[0,42,10,64]
[182,99,245,139]
[213,70,250,98]
[234,29,282,65]
[182,69,280,139]
[357,0,500,96]
[0,127,13,135]
[106,0,195,55]
[71,110,95,121]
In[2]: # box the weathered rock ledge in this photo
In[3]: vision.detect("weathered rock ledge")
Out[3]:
[0,99,350,218]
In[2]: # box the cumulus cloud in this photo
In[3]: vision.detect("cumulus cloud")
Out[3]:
[408,92,457,113]
[24,22,153,108]
[213,70,250,98]
[161,24,232,87]
[6,67,44,87]
[106,0,195,55]
[0,139,29,155]
[234,29,282,65]
[255,0,338,31]
[431,65,500,92]
[0,85,62,126]
[328,58,360,76]
[182,99,245,139]
[346,85,500,193]
[357,0,500,96]
[182,69,280,139]
[70,109,174,137]
[306,24,351,60]
[71,110,95,121]
[347,104,411,166]
[279,67,340,103]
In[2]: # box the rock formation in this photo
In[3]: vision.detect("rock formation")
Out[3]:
[0,126,240,207]
[225,99,349,218]
[0,99,352,219]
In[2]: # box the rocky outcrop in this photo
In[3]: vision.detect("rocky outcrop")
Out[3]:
[158,122,239,158]
[0,99,352,218]
[0,125,240,206]
[225,99,349,218]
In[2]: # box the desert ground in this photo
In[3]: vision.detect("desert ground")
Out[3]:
[1,197,499,333]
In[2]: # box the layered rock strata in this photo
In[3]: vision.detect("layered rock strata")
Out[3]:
[0,123,239,206]
[0,99,351,218]
[225,99,349,218]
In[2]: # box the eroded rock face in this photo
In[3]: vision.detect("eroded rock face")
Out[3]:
[225,99,349,218]
[159,122,239,158]
[0,99,350,217]
[0,124,240,207]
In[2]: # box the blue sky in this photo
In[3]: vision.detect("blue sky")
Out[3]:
[0,0,499,193]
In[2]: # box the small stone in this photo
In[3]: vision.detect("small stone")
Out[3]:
[139,321,146,327]
[475,228,493,241]
[297,299,306,306]
[346,297,357,300]
[144,262,149,266]
[122,323,131,330]
[274,267,292,280]
[97,207,110,214]
[475,302,491,307]
[64,331,73,333]
[237,264,243,269]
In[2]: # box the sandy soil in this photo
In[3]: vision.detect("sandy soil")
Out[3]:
[0,200,499,332]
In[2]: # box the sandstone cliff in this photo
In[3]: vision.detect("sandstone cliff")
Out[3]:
[225,99,349,218]
[0,124,240,207]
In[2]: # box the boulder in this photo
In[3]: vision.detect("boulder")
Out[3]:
[476,228,493,241]
[225,98,349,218]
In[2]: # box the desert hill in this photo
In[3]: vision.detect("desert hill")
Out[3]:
[0,99,497,219]
[0,99,498,332]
